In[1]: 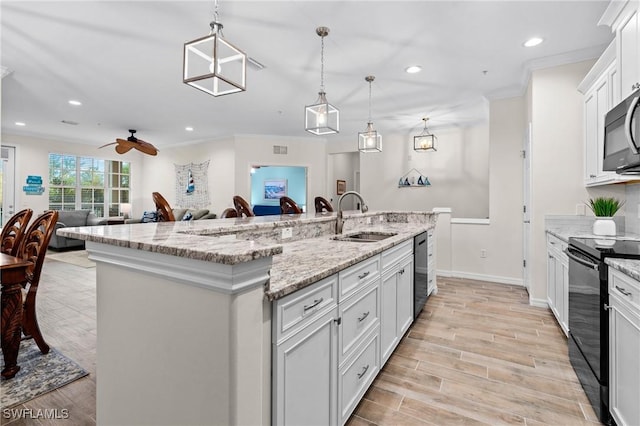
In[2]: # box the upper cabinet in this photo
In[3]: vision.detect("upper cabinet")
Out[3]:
[618,3,640,99]
[579,0,640,187]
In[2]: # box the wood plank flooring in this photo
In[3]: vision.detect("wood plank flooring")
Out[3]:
[2,258,599,425]
[348,277,601,426]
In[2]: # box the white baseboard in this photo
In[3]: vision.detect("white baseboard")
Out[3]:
[529,298,549,308]
[438,269,523,287]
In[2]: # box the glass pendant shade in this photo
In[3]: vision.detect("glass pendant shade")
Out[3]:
[358,122,382,152]
[183,23,247,97]
[305,91,339,135]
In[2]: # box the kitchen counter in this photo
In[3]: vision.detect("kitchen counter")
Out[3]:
[606,258,640,281]
[57,210,436,425]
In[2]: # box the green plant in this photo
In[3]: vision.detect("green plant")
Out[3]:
[586,197,625,217]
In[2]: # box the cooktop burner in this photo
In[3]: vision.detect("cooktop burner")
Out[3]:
[569,237,640,260]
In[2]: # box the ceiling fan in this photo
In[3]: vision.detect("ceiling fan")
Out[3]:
[99,129,158,156]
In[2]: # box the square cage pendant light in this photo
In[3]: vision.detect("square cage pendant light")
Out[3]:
[305,27,339,135]
[358,75,382,152]
[414,117,437,152]
[183,19,246,97]
[358,122,382,152]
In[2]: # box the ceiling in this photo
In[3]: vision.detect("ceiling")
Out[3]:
[1,1,614,151]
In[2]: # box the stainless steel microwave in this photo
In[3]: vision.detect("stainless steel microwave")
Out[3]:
[603,88,640,174]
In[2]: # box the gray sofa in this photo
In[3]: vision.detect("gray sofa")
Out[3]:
[49,210,103,250]
[125,208,217,224]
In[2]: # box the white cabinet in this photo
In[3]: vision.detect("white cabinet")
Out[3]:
[273,237,420,425]
[617,3,640,99]
[380,240,414,365]
[546,233,568,336]
[608,268,640,426]
[272,275,339,426]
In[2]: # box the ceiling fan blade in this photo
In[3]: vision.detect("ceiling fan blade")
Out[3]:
[115,143,134,154]
[98,141,118,149]
[134,139,159,156]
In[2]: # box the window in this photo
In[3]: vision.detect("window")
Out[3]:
[49,153,130,217]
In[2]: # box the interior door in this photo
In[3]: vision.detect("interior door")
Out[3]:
[1,146,16,227]
[522,123,532,293]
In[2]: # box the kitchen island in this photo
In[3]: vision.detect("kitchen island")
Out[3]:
[58,211,437,425]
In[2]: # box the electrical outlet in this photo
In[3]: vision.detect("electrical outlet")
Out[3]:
[282,227,292,239]
[480,249,487,258]
[576,204,586,216]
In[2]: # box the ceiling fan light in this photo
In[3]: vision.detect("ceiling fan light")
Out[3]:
[183,21,246,97]
[305,91,339,135]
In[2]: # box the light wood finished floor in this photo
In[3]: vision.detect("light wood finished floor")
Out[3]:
[2,259,599,425]
[348,277,601,426]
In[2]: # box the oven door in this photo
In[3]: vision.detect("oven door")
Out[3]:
[566,246,603,381]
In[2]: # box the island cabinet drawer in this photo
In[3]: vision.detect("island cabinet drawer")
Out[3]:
[339,256,380,301]
[547,233,567,254]
[381,239,413,270]
[338,282,380,364]
[339,327,380,425]
[610,268,640,312]
[273,274,338,343]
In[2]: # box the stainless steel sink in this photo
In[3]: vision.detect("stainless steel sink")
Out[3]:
[334,231,397,242]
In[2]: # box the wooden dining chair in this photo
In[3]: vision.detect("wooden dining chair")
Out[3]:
[152,192,176,222]
[233,196,255,217]
[17,210,58,354]
[220,208,239,218]
[314,196,334,213]
[1,208,33,256]
[280,196,303,214]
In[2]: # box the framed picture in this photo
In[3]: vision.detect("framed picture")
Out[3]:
[264,179,287,200]
[336,179,346,195]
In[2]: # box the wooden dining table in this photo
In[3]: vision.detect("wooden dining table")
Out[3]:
[1,253,32,379]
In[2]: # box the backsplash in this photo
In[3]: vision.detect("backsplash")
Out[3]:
[626,183,640,235]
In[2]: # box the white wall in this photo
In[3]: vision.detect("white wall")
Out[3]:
[446,96,525,284]
[358,125,490,218]
[1,133,145,217]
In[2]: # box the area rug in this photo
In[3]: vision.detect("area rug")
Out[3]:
[47,250,95,268]
[1,340,89,407]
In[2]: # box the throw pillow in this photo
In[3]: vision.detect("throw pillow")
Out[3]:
[182,211,193,221]
[141,211,158,223]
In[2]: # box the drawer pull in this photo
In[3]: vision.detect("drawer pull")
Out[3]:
[303,297,324,312]
[357,364,370,379]
[358,271,370,280]
[399,268,405,275]
[358,311,370,322]
[615,286,632,297]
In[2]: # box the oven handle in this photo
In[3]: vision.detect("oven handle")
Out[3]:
[564,247,599,271]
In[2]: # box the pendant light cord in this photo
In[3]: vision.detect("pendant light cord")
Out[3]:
[210,0,224,36]
[320,34,325,92]
[368,80,372,123]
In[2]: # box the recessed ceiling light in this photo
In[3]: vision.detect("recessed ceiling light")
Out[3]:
[405,65,422,74]
[185,126,194,131]
[68,100,82,106]
[524,37,543,47]
[15,121,26,126]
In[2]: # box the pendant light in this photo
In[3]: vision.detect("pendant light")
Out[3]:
[305,27,339,135]
[183,0,247,97]
[413,117,437,152]
[358,75,382,153]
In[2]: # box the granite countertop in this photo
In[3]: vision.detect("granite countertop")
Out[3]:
[58,211,436,299]
[606,258,640,281]
[546,228,640,243]
[266,223,431,300]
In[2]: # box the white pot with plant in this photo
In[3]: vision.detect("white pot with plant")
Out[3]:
[587,197,624,237]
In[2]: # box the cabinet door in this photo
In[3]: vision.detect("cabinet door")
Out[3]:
[273,308,338,426]
[584,91,598,182]
[547,247,557,313]
[609,297,640,426]
[558,255,569,336]
[595,75,612,180]
[397,256,413,338]
[380,269,398,365]
[619,9,639,99]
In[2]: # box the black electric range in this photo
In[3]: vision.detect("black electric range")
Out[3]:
[566,236,640,424]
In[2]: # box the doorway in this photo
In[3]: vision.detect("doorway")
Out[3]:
[1,146,16,227]
[250,165,307,214]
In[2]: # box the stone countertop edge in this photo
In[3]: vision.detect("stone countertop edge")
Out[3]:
[606,258,640,282]
[546,229,640,243]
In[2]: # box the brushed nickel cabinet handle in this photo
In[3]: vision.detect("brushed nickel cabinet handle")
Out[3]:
[358,271,370,280]
[303,297,324,312]
[357,364,370,379]
[615,286,632,297]
[358,311,370,322]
